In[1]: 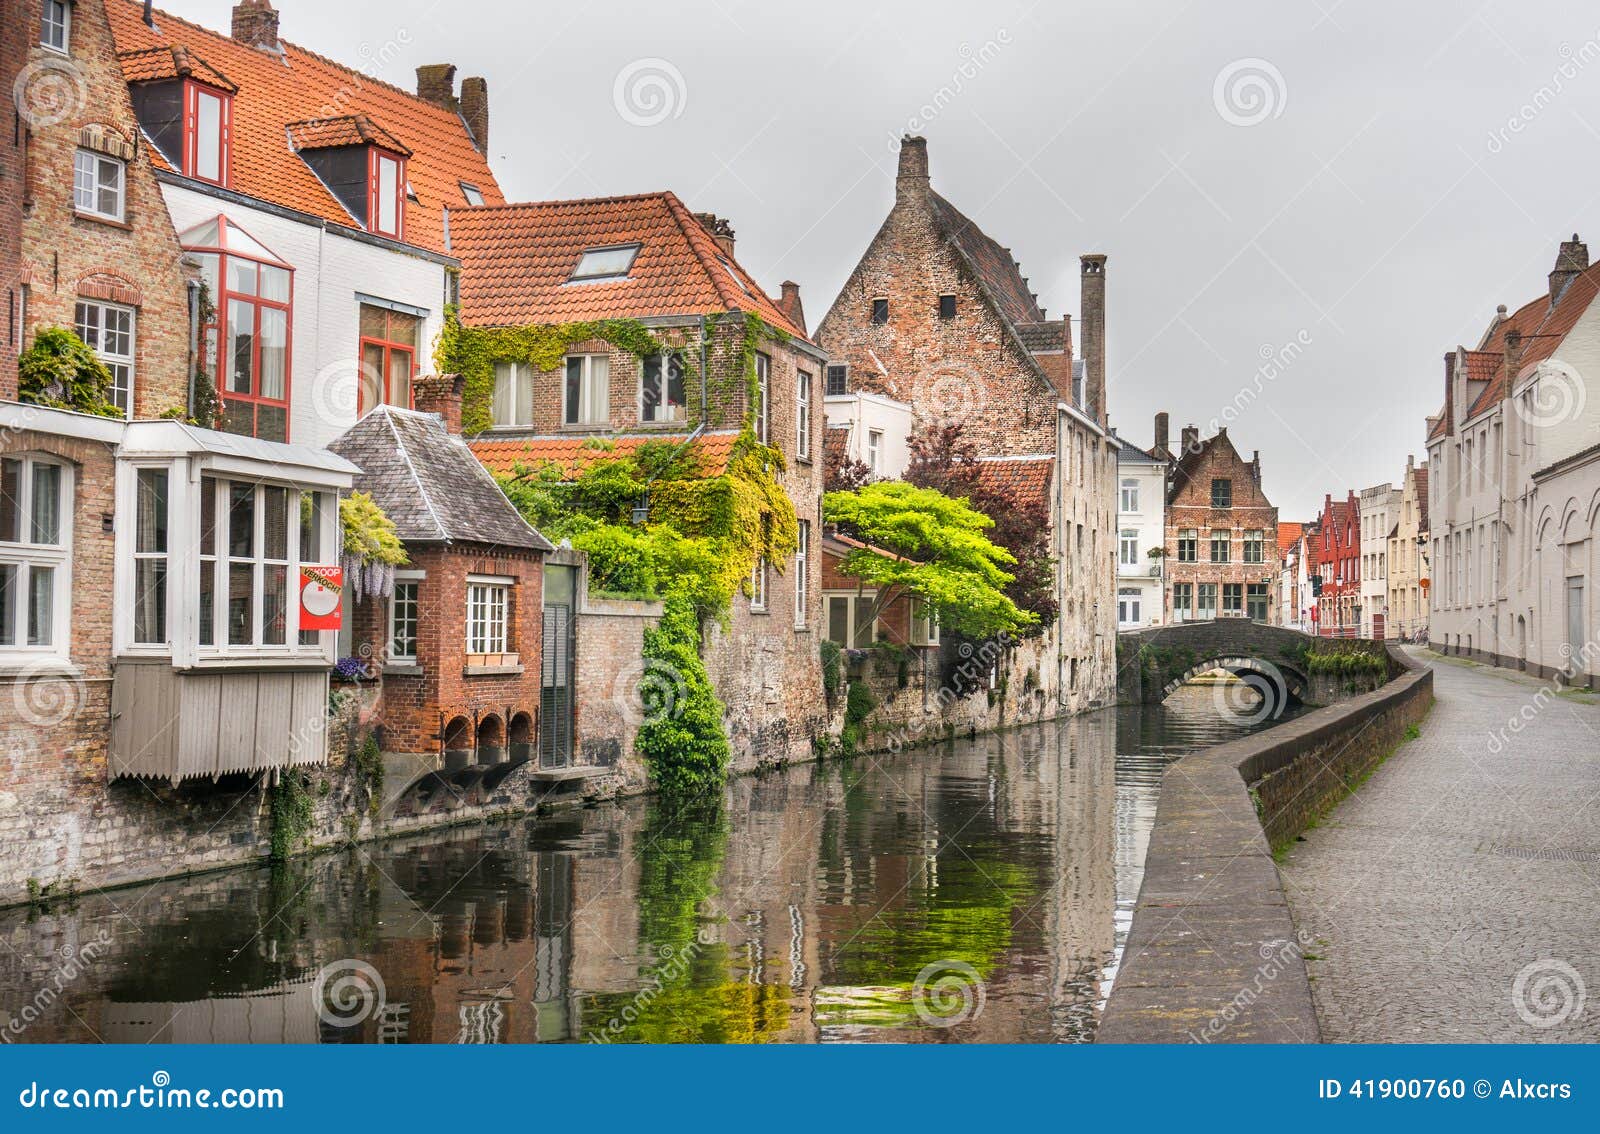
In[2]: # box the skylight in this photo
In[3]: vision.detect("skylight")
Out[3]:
[569,244,641,282]
[718,257,752,297]
[460,181,484,206]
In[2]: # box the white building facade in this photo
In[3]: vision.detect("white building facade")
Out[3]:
[1114,434,1167,629]
[1358,482,1400,638]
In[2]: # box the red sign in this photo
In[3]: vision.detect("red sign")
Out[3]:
[299,565,344,630]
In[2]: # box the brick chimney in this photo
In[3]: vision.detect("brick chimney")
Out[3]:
[777,281,806,336]
[1443,350,1458,435]
[413,374,464,434]
[231,0,280,52]
[1181,424,1200,454]
[1153,411,1170,459]
[1549,233,1588,307]
[1080,254,1107,428]
[1503,329,1525,394]
[416,64,458,111]
[896,135,930,205]
[460,77,489,153]
[693,213,735,258]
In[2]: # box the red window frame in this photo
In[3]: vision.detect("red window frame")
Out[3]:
[357,306,421,415]
[182,80,231,188]
[186,220,294,443]
[367,148,405,239]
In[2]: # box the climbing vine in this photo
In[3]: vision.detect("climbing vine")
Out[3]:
[268,772,315,862]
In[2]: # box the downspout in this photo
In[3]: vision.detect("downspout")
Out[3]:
[186,279,200,418]
[699,313,709,428]
[1057,407,1066,711]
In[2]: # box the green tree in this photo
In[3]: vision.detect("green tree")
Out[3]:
[18,327,123,418]
[822,481,1036,640]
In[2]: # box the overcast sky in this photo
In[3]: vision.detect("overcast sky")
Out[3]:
[169,0,1600,518]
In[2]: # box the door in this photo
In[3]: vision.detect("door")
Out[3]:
[540,602,573,769]
[1567,577,1585,678]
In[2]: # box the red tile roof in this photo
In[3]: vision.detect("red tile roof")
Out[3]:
[1277,522,1304,555]
[1428,259,1600,439]
[972,456,1054,512]
[106,1,503,256]
[287,114,410,156]
[448,192,809,339]
[469,430,740,478]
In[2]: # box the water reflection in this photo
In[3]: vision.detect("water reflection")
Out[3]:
[0,684,1284,1044]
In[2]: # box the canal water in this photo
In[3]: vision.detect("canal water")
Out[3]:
[0,684,1292,1044]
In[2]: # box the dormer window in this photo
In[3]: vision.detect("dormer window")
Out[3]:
[569,244,640,283]
[369,149,404,238]
[460,182,485,206]
[184,82,231,186]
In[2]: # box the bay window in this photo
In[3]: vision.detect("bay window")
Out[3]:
[0,456,71,658]
[640,353,685,423]
[182,216,293,442]
[74,300,135,416]
[358,303,421,414]
[564,354,609,426]
[492,362,534,427]
[825,592,877,648]
[74,150,125,222]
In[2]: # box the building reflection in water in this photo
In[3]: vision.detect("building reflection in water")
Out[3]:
[0,692,1275,1044]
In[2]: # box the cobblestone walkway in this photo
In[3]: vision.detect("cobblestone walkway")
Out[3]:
[1281,651,1600,1042]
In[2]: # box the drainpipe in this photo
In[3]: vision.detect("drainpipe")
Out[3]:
[699,313,709,428]
[186,279,200,420]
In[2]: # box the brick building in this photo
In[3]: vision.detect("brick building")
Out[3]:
[2,0,26,396]
[815,136,1118,715]
[329,392,555,789]
[1162,422,1280,624]
[1311,491,1361,636]
[449,191,829,771]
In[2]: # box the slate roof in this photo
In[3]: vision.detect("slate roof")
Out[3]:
[329,407,552,550]
[972,455,1055,512]
[929,193,1046,326]
[106,1,504,256]
[1113,432,1163,464]
[470,429,741,479]
[448,192,809,338]
[1015,320,1067,353]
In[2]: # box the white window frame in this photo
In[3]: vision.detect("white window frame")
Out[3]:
[563,354,609,426]
[749,557,768,612]
[130,466,169,647]
[638,352,685,424]
[199,479,304,654]
[1119,478,1139,513]
[1117,588,1142,626]
[0,455,73,664]
[793,520,809,629]
[465,576,511,656]
[1119,528,1139,567]
[74,149,126,222]
[910,599,940,647]
[491,361,534,427]
[40,0,70,53]
[389,571,423,663]
[867,429,883,474]
[459,182,485,207]
[74,300,135,418]
[754,352,771,443]
[796,370,811,459]
[823,591,877,648]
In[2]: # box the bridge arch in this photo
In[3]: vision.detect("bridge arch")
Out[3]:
[1117,619,1338,711]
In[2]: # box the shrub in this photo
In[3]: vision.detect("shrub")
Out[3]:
[18,327,122,418]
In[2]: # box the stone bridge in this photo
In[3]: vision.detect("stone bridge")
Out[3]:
[1116,619,1333,707]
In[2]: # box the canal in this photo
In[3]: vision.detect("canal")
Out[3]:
[0,685,1294,1044]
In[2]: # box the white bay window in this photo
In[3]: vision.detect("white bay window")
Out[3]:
[0,455,72,660]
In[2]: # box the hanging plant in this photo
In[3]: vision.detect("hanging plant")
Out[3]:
[339,492,408,602]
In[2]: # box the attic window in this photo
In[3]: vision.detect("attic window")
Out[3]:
[569,244,640,283]
[460,182,485,206]
[870,298,888,324]
[938,294,956,319]
[369,149,405,238]
[184,82,231,187]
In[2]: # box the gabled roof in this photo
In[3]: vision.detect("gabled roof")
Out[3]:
[1277,522,1304,555]
[106,1,503,256]
[929,193,1046,326]
[469,429,741,479]
[1428,257,1600,440]
[448,192,809,338]
[1113,433,1163,464]
[116,44,236,91]
[329,407,552,550]
[287,114,411,156]
[973,455,1054,513]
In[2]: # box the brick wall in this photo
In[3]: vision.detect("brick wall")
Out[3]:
[574,597,660,777]
[1,0,25,398]
[1165,428,1280,622]
[18,0,193,417]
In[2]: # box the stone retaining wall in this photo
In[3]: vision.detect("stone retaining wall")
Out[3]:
[1097,645,1432,1043]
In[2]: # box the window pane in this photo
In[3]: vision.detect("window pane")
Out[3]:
[134,559,167,644]
[0,564,14,645]
[360,342,384,414]
[564,357,581,424]
[198,560,214,646]
[74,151,94,211]
[0,459,20,543]
[827,596,848,644]
[228,483,254,558]
[227,563,254,645]
[262,486,288,560]
[852,596,873,646]
[492,362,515,424]
[388,348,412,408]
[585,355,609,422]
[136,468,167,553]
[516,364,533,425]
[27,566,53,646]
[377,154,399,233]
[262,564,287,645]
[96,159,122,218]
[640,355,661,421]
[195,90,222,181]
[227,298,255,393]
[258,307,287,400]
[256,404,287,443]
[30,463,60,544]
[259,265,290,303]
[227,257,257,296]
[299,491,323,562]
[200,477,217,556]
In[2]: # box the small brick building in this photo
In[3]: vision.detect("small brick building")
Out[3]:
[1311,490,1361,636]
[1161,423,1281,624]
[328,390,554,776]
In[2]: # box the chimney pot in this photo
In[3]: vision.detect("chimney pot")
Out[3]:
[416,64,458,110]
[693,212,736,259]
[413,374,465,434]
[460,76,489,154]
[777,281,806,337]
[231,0,280,52]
